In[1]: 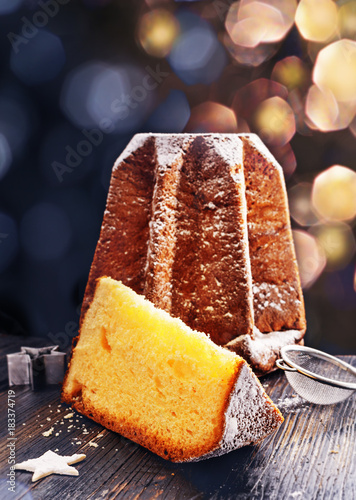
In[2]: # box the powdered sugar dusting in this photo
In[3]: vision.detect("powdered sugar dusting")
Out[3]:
[114,134,149,165]
[253,281,301,314]
[288,492,303,499]
[189,363,283,461]
[277,394,308,413]
[154,135,192,168]
[226,327,305,375]
[143,136,187,309]
[249,327,304,368]
[205,134,243,167]
[239,134,283,174]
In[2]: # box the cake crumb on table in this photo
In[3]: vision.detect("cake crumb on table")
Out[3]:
[42,427,54,437]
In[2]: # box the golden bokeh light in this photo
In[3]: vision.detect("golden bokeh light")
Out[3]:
[233,79,288,119]
[288,89,310,135]
[334,100,356,130]
[338,1,356,40]
[305,84,337,131]
[137,9,179,57]
[270,0,297,24]
[223,33,278,66]
[293,230,327,288]
[237,3,285,47]
[349,116,356,137]
[312,165,356,222]
[225,0,295,49]
[271,56,309,90]
[225,2,241,43]
[295,0,338,43]
[288,182,319,226]
[310,223,356,271]
[305,84,356,132]
[185,102,238,133]
[253,96,295,146]
[313,39,356,102]
[228,14,282,49]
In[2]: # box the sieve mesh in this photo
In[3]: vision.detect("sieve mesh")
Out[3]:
[279,346,356,405]
[284,350,356,384]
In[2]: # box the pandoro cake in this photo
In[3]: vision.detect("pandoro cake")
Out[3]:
[62,277,283,462]
[81,133,306,374]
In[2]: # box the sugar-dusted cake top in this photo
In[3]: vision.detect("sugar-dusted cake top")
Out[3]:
[116,133,283,175]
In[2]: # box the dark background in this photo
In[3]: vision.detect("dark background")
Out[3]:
[0,0,355,354]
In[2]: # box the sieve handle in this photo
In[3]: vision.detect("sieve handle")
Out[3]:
[276,359,297,372]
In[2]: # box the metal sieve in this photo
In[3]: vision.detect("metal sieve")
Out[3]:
[276,345,356,405]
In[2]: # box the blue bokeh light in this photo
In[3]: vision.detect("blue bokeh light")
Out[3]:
[20,202,71,261]
[0,93,32,158]
[39,123,97,186]
[0,0,23,15]
[168,12,227,85]
[0,213,19,273]
[0,133,12,180]
[82,0,113,7]
[60,62,155,133]
[10,30,65,85]
[145,90,190,132]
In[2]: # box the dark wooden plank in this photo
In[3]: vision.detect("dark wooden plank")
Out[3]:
[0,347,355,500]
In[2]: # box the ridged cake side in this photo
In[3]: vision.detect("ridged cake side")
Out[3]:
[240,134,306,334]
[225,134,306,374]
[81,134,156,320]
[143,135,189,311]
[82,133,254,345]
[152,134,254,344]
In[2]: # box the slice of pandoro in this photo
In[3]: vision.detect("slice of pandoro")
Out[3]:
[62,277,283,462]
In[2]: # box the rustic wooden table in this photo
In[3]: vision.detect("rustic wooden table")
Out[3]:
[0,334,355,500]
